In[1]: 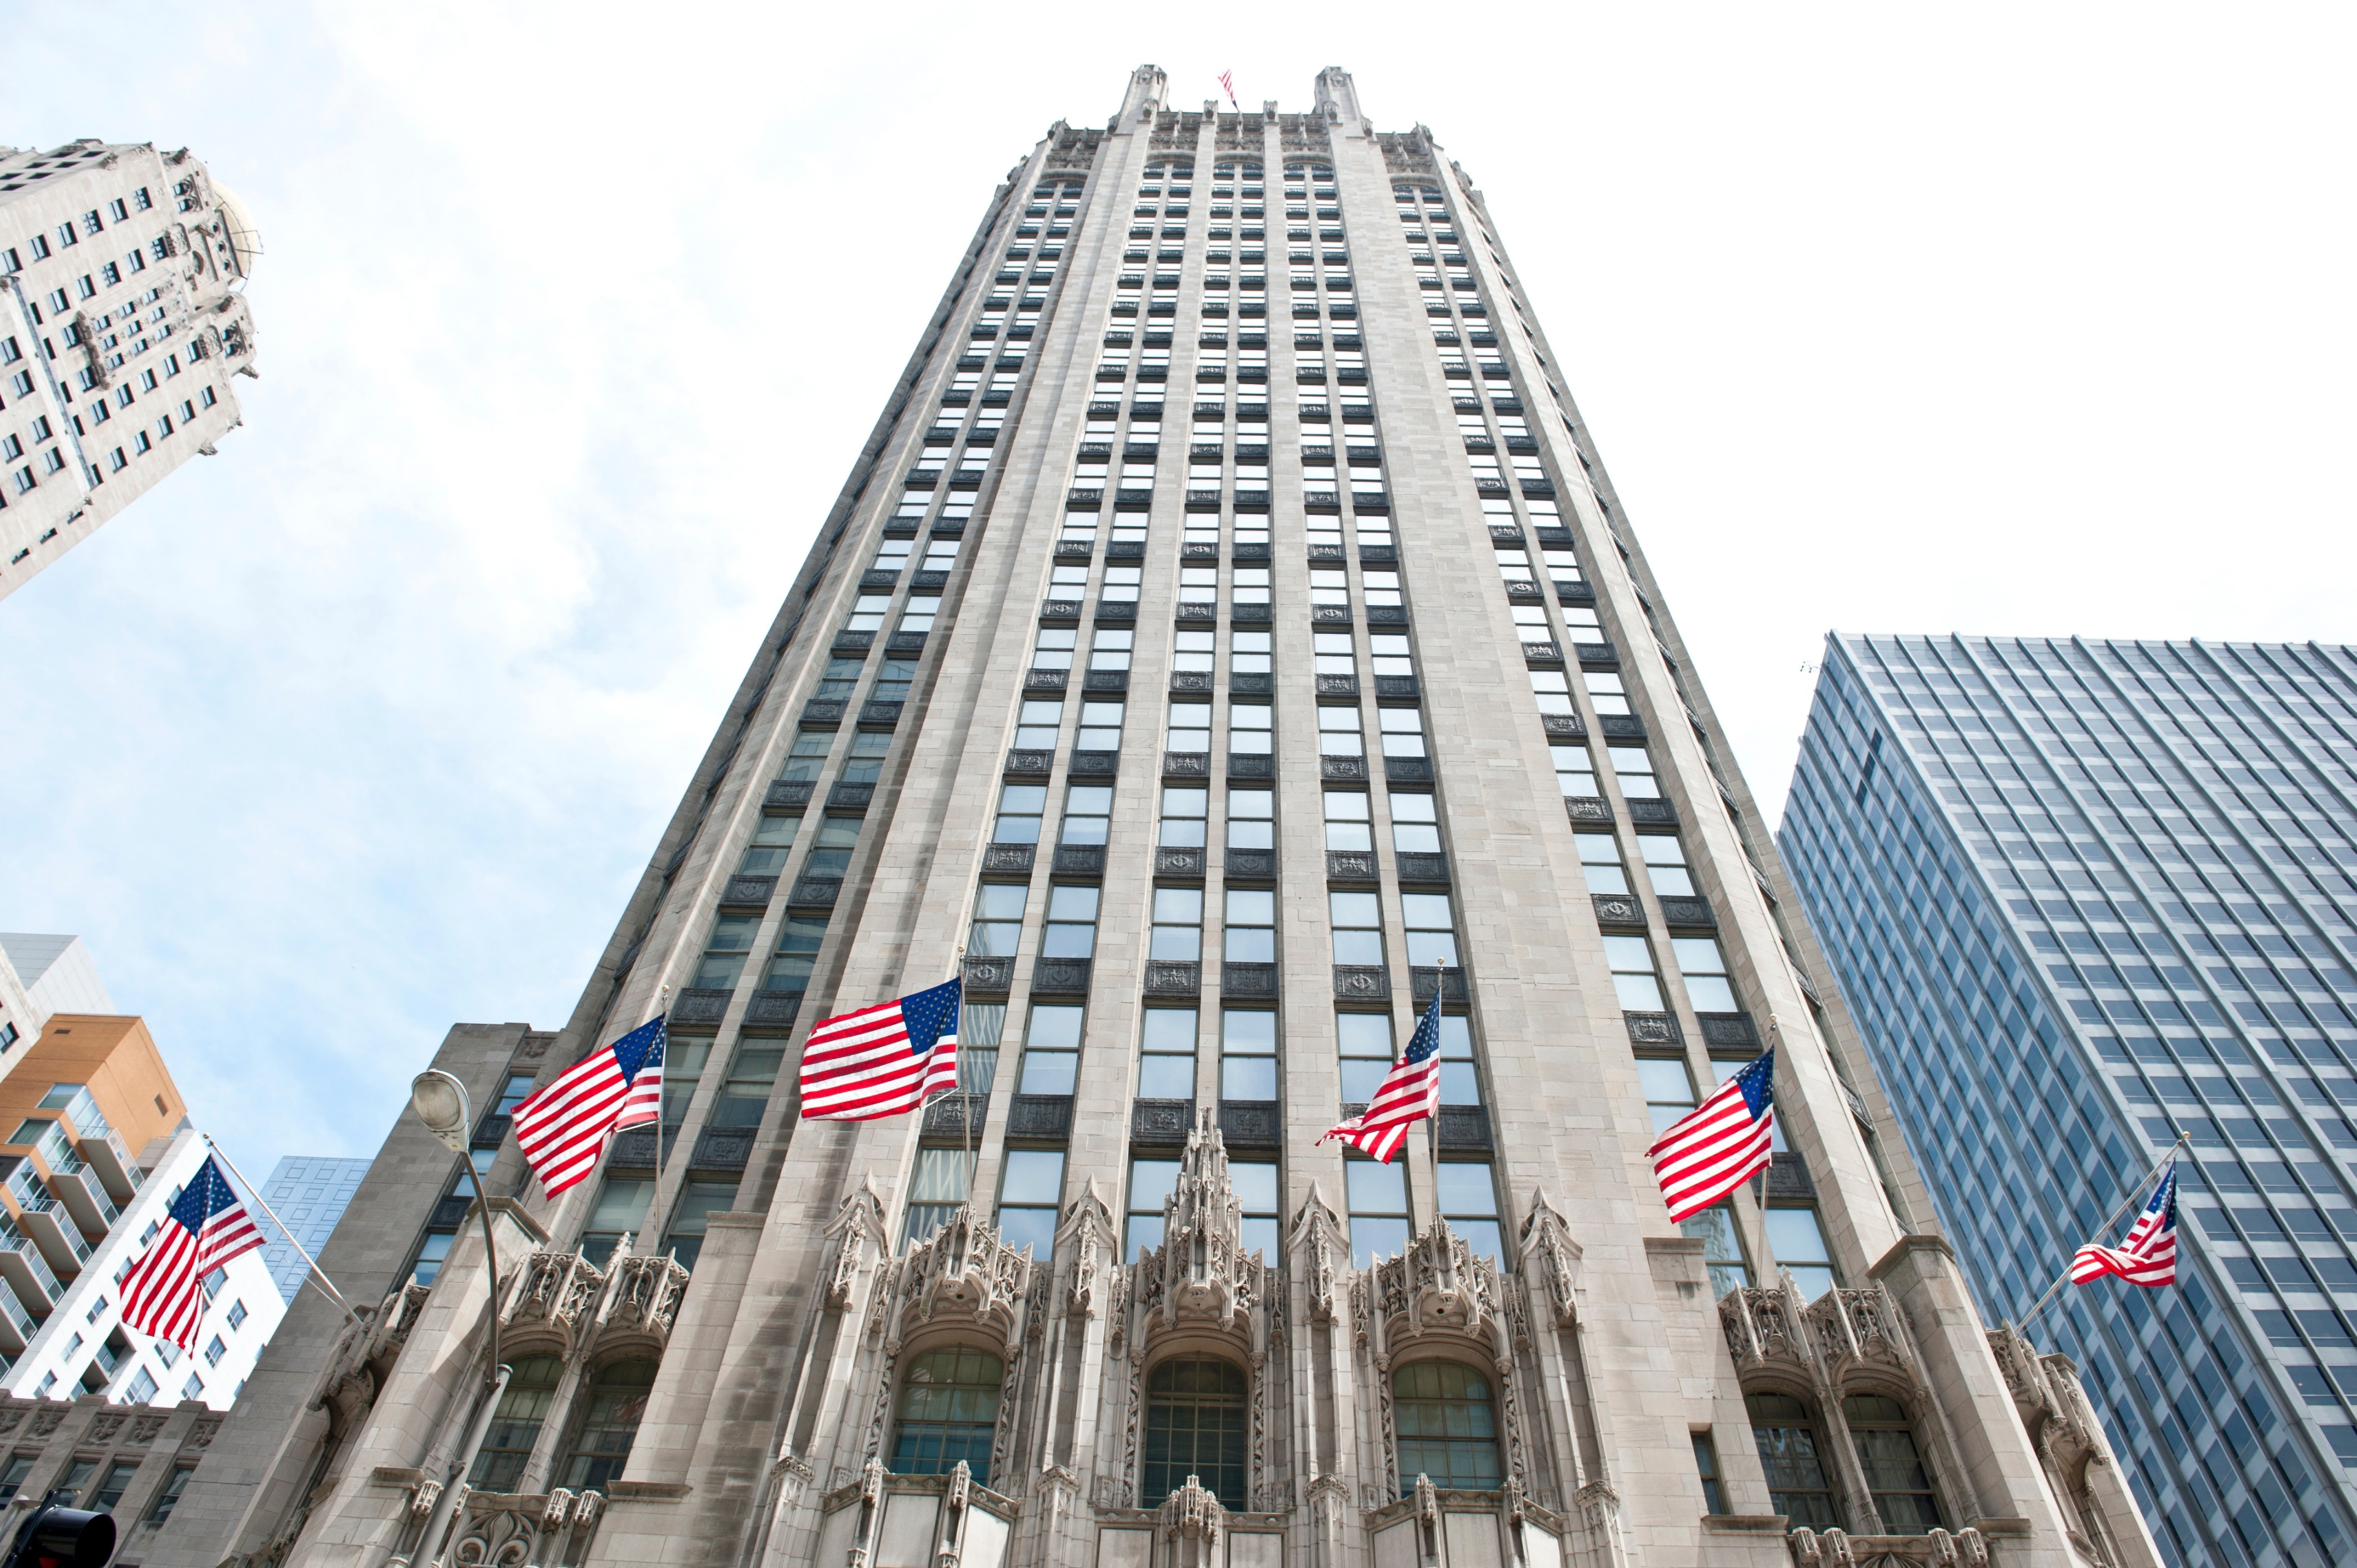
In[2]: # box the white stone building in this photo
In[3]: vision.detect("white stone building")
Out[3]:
[0,139,259,601]
[0,1124,282,1413]
[150,68,2159,1568]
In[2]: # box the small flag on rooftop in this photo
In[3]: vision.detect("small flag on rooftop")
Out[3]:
[1218,70,1240,110]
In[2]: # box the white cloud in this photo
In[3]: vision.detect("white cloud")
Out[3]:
[1,4,2350,1175]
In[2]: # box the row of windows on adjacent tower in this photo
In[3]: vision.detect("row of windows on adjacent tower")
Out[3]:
[1779,634,2357,1561]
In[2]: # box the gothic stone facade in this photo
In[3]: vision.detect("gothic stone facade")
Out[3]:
[149,69,2151,1568]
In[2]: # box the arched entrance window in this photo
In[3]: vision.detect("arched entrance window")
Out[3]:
[1843,1395,1945,1533]
[1143,1354,1248,1509]
[469,1354,563,1492]
[559,1359,658,1493]
[1393,1362,1500,1493]
[890,1346,1006,1485]
[1746,1392,1841,1529]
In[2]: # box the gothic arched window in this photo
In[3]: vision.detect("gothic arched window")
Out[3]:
[1393,1361,1500,1493]
[891,1346,1005,1485]
[1142,1354,1248,1509]
[1843,1394,1945,1534]
[1746,1391,1841,1529]
[559,1358,657,1493]
[469,1354,563,1492]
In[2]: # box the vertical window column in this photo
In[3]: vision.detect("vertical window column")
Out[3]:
[1220,1009,1277,1102]
[1139,1008,1198,1099]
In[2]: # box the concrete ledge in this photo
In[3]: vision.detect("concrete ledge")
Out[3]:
[369,1466,424,1488]
[1701,1514,1787,1534]
[707,1211,766,1230]
[610,1480,694,1501]
[1643,1236,1706,1256]
[1975,1516,2034,1536]
[1867,1232,1956,1280]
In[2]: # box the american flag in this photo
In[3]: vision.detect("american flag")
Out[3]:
[1649,1049,1775,1223]
[1322,988,1443,1163]
[2071,1164,2179,1288]
[1218,70,1240,110]
[512,1015,665,1197]
[120,1156,265,1350]
[799,978,962,1121]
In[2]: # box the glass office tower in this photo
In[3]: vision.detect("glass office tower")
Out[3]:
[1782,633,2357,1565]
[155,72,2145,1568]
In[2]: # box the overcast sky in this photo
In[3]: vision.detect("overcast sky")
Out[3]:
[2,4,2350,1178]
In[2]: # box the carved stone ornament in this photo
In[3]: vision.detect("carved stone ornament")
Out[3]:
[1366,1217,1513,1362]
[1518,1190,1583,1330]
[1288,1183,1349,1327]
[1787,1526,1989,1566]
[1058,1181,1121,1319]
[1133,1109,1263,1339]
[450,1484,609,1566]
[892,1205,1037,1361]
[1987,1324,2108,1492]
[827,1178,894,1311]
[1157,1476,1226,1568]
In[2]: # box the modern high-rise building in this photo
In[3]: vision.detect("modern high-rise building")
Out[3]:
[1779,634,2357,1563]
[0,139,260,600]
[151,69,2154,1568]
[255,1156,370,1304]
[0,1014,282,1410]
[0,931,115,1060]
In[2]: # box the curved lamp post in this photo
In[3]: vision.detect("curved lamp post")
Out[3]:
[406,1070,511,1568]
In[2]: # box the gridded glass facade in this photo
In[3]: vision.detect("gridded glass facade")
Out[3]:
[1782,633,2357,1564]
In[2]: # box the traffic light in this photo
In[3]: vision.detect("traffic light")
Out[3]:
[3,1489,114,1568]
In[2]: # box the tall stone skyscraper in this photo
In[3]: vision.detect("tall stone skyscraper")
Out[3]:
[0,139,259,601]
[153,69,2151,1568]
[1779,634,2357,1563]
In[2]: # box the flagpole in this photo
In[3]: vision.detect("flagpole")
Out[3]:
[2017,1131,2190,1334]
[645,984,671,1259]
[200,1134,364,1331]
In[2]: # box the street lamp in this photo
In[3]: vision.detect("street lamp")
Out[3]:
[406,1071,511,1568]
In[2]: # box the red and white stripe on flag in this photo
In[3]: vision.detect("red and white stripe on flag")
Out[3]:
[799,979,962,1121]
[1321,991,1444,1164]
[513,1016,665,1197]
[1649,1050,1776,1223]
[2071,1165,2178,1288]
[120,1156,265,1351]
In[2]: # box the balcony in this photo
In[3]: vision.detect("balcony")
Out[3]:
[45,1156,117,1235]
[0,1221,60,1311]
[962,956,1015,996]
[10,1184,87,1277]
[0,1278,34,1352]
[1410,967,1469,1006]
[1592,894,1646,930]
[1221,962,1279,999]
[1132,1099,1195,1145]
[1144,961,1201,997]
[1218,1101,1281,1149]
[1156,847,1206,880]
[1031,959,1093,996]
[982,843,1035,876]
[1010,1095,1075,1138]
[741,990,804,1035]
[788,876,843,909]
[78,1129,142,1203]
[1395,852,1450,886]
[721,875,777,909]
[1053,844,1107,878]
[1225,848,1277,880]
[665,987,733,1030]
